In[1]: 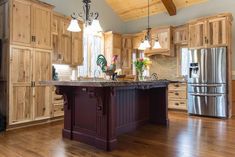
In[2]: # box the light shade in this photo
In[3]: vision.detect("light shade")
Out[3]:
[153,40,161,49]
[138,41,146,50]
[84,25,95,35]
[67,19,81,32]
[91,19,103,32]
[143,39,151,48]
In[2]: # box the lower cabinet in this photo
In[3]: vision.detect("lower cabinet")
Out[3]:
[9,85,33,124]
[34,85,51,120]
[8,45,53,125]
[52,86,64,117]
[168,83,187,110]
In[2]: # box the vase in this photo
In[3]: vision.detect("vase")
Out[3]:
[136,70,144,81]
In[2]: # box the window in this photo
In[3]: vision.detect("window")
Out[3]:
[78,33,104,77]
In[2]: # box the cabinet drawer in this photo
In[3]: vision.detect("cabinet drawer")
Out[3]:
[169,100,187,110]
[169,83,187,91]
[168,91,187,99]
[53,105,64,117]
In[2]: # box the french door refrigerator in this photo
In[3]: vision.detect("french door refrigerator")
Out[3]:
[187,47,228,118]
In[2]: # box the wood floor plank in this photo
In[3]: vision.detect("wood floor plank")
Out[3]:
[0,111,235,157]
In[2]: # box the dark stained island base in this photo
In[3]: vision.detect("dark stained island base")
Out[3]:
[41,80,169,151]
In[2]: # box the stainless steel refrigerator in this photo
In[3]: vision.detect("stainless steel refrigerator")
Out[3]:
[187,47,228,118]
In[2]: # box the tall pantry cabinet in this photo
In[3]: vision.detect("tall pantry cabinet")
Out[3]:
[3,0,54,126]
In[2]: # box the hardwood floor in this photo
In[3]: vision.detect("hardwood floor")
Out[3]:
[0,111,235,157]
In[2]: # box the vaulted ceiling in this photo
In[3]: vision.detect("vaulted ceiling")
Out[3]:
[105,0,208,21]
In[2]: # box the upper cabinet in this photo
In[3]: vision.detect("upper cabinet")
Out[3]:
[52,13,83,66]
[188,13,232,48]
[146,26,174,57]
[31,3,52,50]
[11,0,31,46]
[11,0,53,49]
[173,25,188,45]
[104,32,122,68]
[132,32,145,50]
[121,35,133,75]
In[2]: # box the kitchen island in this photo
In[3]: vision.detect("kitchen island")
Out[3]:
[41,80,169,151]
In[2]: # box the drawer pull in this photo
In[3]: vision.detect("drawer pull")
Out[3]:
[175,93,179,96]
[174,84,179,87]
[175,103,179,106]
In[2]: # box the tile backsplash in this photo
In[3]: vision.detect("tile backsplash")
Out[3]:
[149,55,179,80]
[53,64,73,81]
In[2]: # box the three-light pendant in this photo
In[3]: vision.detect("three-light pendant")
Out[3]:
[138,0,161,50]
[67,0,103,33]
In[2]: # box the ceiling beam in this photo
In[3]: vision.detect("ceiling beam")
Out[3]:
[161,0,177,16]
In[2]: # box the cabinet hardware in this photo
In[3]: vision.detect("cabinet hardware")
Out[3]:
[175,93,179,96]
[175,103,179,106]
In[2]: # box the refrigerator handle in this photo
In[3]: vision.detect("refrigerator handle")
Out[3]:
[190,93,223,97]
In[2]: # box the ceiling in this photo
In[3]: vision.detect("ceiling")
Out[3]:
[105,0,208,21]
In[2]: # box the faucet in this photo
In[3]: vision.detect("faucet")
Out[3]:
[94,69,101,81]
[151,73,158,81]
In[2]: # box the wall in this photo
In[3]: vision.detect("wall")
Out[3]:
[40,0,125,33]
[123,0,235,70]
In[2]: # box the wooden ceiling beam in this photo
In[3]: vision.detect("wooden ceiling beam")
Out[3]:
[161,0,176,16]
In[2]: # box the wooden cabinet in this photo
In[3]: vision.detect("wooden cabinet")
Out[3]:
[52,86,64,117]
[207,17,229,46]
[132,32,145,49]
[173,25,188,45]
[52,13,83,66]
[146,26,174,56]
[72,29,83,66]
[104,32,122,69]
[9,46,33,124]
[11,0,31,46]
[168,83,187,110]
[11,0,53,49]
[34,86,51,120]
[9,46,52,125]
[188,13,232,48]
[121,35,133,75]
[188,20,207,48]
[31,3,52,49]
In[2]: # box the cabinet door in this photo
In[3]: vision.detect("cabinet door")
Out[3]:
[33,85,51,119]
[121,49,132,75]
[31,4,52,49]
[10,46,33,84]
[52,14,60,63]
[10,85,33,124]
[208,17,228,46]
[11,0,31,46]
[104,32,113,64]
[188,21,207,48]
[71,26,83,66]
[173,25,188,44]
[59,18,72,64]
[33,49,52,84]
[9,46,33,124]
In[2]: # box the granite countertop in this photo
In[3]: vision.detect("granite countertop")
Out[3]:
[40,80,169,88]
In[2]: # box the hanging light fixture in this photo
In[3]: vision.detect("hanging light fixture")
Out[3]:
[153,37,161,49]
[67,0,103,33]
[138,0,161,50]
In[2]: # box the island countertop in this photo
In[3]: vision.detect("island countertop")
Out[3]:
[40,80,169,88]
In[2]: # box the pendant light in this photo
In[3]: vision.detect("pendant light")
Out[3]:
[67,0,102,33]
[139,0,151,50]
[138,0,161,50]
[153,37,161,49]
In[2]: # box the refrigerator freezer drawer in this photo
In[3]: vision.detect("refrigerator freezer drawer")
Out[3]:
[188,93,228,118]
[188,84,226,94]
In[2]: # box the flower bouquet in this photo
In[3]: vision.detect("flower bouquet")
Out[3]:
[134,58,152,81]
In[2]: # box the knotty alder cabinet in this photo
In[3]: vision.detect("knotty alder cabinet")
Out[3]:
[104,31,122,69]
[52,13,83,66]
[188,13,232,48]
[146,26,174,57]
[11,0,53,49]
[9,46,52,124]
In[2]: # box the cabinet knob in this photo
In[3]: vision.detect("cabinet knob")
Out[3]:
[175,103,179,106]
[175,93,179,96]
